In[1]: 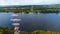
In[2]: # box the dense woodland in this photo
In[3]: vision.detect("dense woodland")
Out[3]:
[0,4,60,13]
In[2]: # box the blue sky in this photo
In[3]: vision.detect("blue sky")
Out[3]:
[0,0,60,6]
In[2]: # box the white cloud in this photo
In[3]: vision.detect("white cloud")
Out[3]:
[36,0,60,4]
[0,0,60,6]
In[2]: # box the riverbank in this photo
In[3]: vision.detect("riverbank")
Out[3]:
[0,27,59,34]
[0,27,28,34]
[31,30,60,34]
[0,5,60,13]
[0,9,60,13]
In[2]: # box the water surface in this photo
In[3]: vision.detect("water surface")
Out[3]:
[0,12,60,32]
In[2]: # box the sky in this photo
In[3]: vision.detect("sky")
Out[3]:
[0,0,60,6]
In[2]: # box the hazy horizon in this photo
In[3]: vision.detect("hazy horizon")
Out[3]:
[0,0,60,6]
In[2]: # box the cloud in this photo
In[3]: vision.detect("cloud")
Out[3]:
[0,0,60,6]
[37,0,60,5]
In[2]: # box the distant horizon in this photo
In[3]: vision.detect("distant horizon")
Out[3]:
[0,4,60,7]
[0,0,60,6]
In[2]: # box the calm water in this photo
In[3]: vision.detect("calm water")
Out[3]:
[0,12,60,32]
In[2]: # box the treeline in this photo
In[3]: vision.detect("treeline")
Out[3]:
[0,5,60,13]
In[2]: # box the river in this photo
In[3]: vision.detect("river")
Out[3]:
[0,12,60,32]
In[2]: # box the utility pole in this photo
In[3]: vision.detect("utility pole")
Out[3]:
[11,10,21,34]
